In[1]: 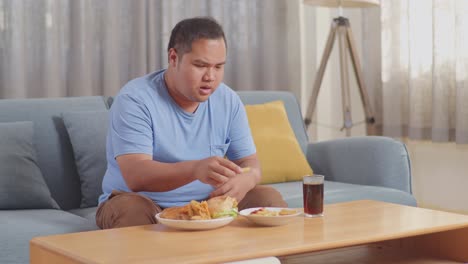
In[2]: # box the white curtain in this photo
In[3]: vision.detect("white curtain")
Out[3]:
[0,0,300,99]
[364,0,468,144]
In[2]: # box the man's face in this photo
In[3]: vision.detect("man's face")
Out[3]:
[170,38,226,103]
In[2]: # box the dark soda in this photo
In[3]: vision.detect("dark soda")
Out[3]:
[303,182,324,216]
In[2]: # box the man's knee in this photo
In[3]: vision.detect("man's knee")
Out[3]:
[96,192,161,229]
[239,185,288,209]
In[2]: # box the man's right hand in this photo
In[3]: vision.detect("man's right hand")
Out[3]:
[192,156,242,187]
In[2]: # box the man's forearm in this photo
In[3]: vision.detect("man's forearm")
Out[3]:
[120,158,197,192]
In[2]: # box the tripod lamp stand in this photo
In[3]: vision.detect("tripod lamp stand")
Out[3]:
[303,0,379,136]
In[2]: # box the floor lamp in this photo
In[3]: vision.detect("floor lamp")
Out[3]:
[303,0,379,136]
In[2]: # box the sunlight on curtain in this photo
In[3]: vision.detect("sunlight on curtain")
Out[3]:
[0,0,299,99]
[380,0,468,144]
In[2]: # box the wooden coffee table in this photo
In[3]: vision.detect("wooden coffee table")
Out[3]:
[30,200,468,263]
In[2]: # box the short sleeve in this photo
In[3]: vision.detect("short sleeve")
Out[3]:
[225,96,256,160]
[110,93,153,157]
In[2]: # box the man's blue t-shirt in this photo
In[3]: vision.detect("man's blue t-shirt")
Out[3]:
[99,70,256,208]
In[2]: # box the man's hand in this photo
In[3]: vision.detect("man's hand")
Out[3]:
[192,156,242,187]
[209,168,257,202]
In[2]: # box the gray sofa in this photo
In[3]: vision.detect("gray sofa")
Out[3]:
[0,91,416,264]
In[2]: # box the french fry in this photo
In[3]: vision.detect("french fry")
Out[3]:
[241,167,251,173]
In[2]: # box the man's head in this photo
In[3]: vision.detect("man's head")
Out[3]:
[165,17,227,111]
[167,17,227,60]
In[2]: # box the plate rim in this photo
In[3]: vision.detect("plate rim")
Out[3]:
[155,212,234,222]
[155,213,235,230]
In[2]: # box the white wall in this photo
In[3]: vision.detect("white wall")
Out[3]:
[405,140,468,214]
[300,5,468,214]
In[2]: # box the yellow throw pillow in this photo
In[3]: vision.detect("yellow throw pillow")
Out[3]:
[245,100,313,184]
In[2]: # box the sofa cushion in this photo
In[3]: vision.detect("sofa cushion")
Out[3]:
[62,110,109,208]
[0,209,98,264]
[68,206,98,222]
[0,96,109,210]
[0,121,59,210]
[267,181,418,209]
[237,91,309,153]
[245,101,313,184]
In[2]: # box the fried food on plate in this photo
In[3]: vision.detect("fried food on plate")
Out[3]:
[250,208,298,216]
[159,200,210,220]
[159,196,238,220]
[159,204,191,220]
[189,200,211,220]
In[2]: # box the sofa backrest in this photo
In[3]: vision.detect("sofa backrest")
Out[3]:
[237,91,309,153]
[0,91,304,210]
[0,96,109,210]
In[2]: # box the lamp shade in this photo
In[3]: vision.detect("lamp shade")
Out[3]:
[303,0,379,8]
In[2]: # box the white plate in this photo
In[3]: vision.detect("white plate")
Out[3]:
[239,207,302,226]
[155,213,235,231]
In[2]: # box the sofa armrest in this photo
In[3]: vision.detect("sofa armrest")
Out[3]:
[306,136,412,194]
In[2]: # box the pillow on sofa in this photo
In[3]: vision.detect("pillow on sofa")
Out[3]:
[62,110,109,208]
[245,100,313,184]
[0,121,60,209]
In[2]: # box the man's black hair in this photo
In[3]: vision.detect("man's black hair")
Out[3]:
[167,17,227,58]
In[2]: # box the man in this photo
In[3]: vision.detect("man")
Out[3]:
[96,17,287,229]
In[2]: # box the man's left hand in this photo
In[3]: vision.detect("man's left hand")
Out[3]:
[209,170,256,202]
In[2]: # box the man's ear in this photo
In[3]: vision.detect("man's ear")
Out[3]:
[168,48,178,67]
